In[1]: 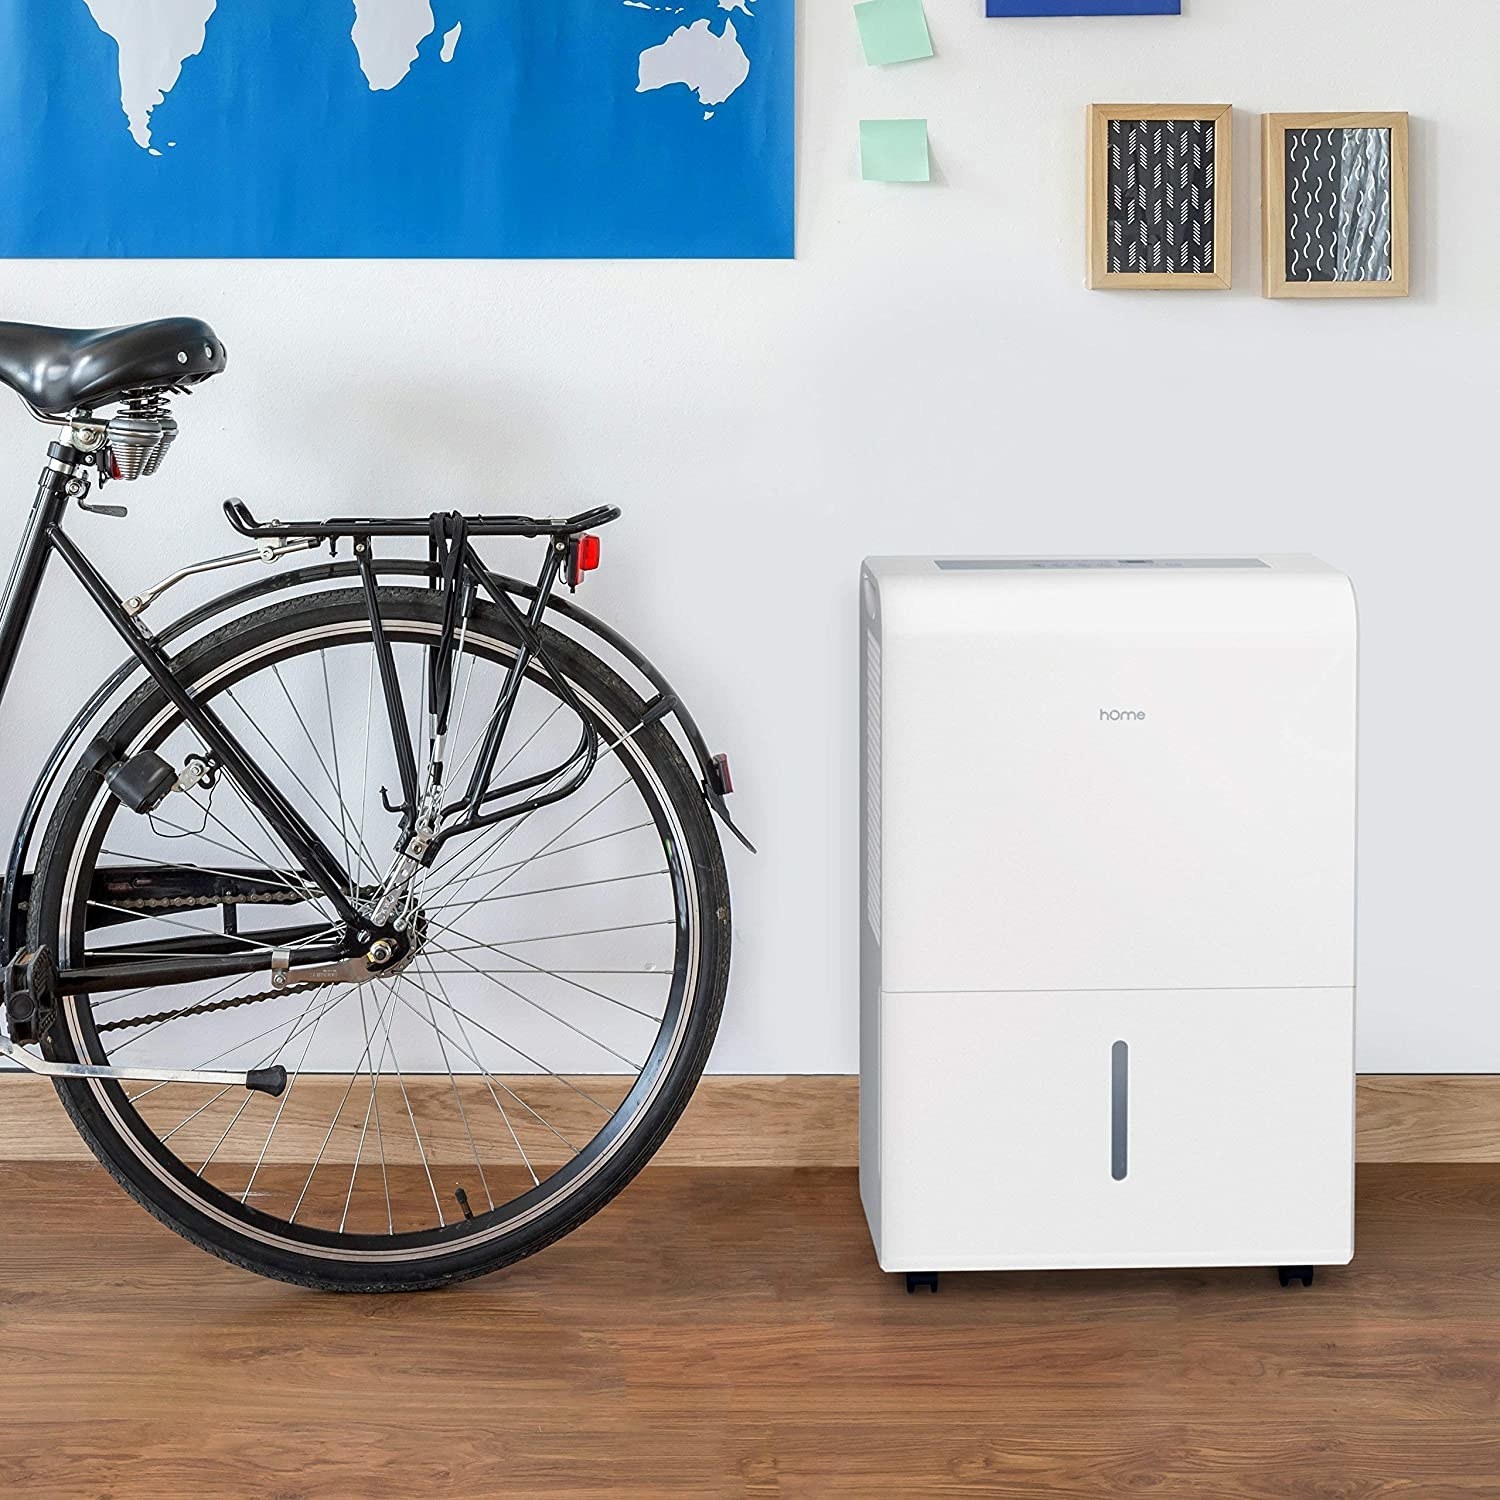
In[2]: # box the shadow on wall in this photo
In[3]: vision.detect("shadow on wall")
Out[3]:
[283,379,557,512]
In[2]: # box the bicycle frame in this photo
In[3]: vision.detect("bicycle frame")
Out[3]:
[0,429,628,1003]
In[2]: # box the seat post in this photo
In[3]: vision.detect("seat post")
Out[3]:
[0,440,83,708]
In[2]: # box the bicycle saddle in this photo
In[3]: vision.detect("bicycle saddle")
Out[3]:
[0,317,225,414]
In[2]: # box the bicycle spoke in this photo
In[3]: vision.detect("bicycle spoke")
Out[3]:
[289,980,401,1223]
[420,701,569,891]
[423,936,645,1067]
[363,975,445,1226]
[125,983,355,1098]
[420,965,663,975]
[159,1083,239,1143]
[196,1087,260,1174]
[270,665,380,880]
[89,984,162,1012]
[385,965,611,1123]
[419,820,654,903]
[348,984,395,1234]
[425,912,661,1026]
[112,971,260,1055]
[425,867,668,913]
[408,960,495,1211]
[356,643,376,888]
[195,981,347,1176]
[240,988,341,1203]
[439,697,564,845]
[177,782,291,864]
[224,684,378,886]
[405,955,575,1164]
[429,704,662,911]
[457,918,674,949]
[424,776,636,929]
[178,784,350,928]
[319,652,358,898]
[98,849,320,902]
[409,954,539,1186]
[85,898,295,952]
[124,817,336,921]
[440,610,480,780]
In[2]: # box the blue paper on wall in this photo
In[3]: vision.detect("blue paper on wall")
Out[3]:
[0,0,795,259]
[987,1,1180,15]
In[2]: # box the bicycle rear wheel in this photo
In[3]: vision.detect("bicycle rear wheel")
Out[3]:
[31,586,730,1289]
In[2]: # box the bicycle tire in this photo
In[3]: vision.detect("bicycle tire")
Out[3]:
[30,587,731,1290]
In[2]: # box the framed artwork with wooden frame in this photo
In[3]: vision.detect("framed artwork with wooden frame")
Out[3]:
[1262,112,1409,299]
[1087,103,1232,290]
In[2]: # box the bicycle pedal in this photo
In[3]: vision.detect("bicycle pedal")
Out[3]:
[4,947,57,1046]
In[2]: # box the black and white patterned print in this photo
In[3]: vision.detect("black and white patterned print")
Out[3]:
[1105,118,1215,274]
[1284,127,1392,282]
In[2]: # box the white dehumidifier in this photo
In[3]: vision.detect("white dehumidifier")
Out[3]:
[859,556,1357,1291]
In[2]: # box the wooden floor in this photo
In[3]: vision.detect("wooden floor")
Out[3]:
[3,1163,1500,1498]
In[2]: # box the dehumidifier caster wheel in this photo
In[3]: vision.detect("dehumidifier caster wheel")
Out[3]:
[905,1272,941,1294]
[1277,1265,1315,1288]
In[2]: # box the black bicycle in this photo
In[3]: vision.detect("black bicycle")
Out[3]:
[0,317,747,1290]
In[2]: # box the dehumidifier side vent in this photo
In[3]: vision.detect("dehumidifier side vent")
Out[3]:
[864,627,882,943]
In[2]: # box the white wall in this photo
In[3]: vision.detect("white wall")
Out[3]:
[1,0,1495,1074]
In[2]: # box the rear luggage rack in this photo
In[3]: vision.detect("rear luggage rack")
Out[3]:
[223,498,620,542]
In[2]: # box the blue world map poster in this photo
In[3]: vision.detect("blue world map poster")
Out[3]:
[0,1,794,259]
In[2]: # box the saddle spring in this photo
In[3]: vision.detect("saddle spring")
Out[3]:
[103,391,178,482]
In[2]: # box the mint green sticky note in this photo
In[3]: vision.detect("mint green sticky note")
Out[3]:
[860,118,930,182]
[854,0,933,66]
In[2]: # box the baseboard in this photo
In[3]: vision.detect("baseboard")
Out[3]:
[1352,1075,1500,1162]
[0,1073,1496,1165]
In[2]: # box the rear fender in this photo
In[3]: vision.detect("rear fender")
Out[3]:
[3,556,751,963]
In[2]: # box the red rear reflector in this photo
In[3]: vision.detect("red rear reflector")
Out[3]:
[569,533,601,587]
[711,752,733,795]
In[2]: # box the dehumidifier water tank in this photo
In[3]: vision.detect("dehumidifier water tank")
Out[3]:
[859,556,1357,1283]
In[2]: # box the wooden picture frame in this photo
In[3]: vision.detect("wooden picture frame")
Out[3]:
[1262,112,1409,298]
[992,2,1180,13]
[1087,103,1232,290]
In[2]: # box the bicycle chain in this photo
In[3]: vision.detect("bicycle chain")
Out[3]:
[95,976,330,1033]
[92,888,328,1032]
[94,890,312,912]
